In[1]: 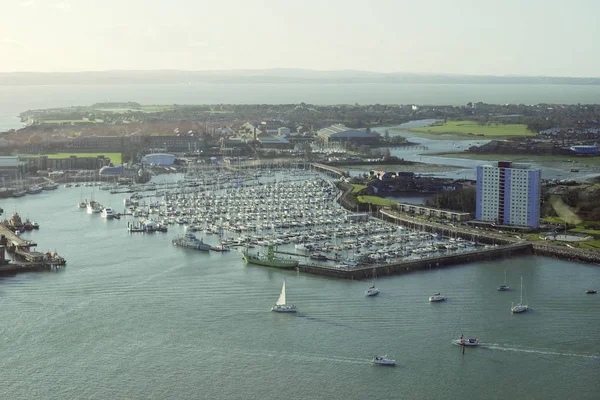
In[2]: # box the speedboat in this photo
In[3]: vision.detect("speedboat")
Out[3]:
[429,293,447,302]
[497,285,510,291]
[585,289,597,294]
[372,356,396,366]
[365,286,380,296]
[453,337,479,347]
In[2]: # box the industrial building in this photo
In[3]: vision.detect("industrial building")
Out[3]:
[317,124,379,145]
[570,142,598,154]
[476,162,541,229]
[141,153,175,166]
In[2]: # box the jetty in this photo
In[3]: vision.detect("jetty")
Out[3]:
[295,242,532,280]
[0,223,66,274]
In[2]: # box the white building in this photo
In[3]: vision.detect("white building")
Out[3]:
[278,127,291,136]
[476,162,541,229]
[141,153,175,166]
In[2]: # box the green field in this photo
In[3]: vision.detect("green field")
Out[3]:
[434,152,600,166]
[409,120,534,138]
[351,184,366,194]
[40,119,98,124]
[356,195,398,206]
[141,105,175,112]
[39,152,122,164]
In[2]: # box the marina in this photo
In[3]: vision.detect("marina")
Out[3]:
[0,165,598,400]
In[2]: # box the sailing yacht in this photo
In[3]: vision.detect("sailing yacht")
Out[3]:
[271,279,297,313]
[498,269,510,291]
[365,269,380,296]
[511,275,529,313]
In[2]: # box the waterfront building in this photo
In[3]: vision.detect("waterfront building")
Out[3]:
[141,153,175,166]
[317,124,379,145]
[476,161,541,229]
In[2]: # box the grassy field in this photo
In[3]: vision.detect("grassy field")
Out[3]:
[409,120,534,138]
[351,184,366,194]
[141,105,175,112]
[434,152,600,166]
[40,119,98,124]
[35,152,122,164]
[356,195,398,206]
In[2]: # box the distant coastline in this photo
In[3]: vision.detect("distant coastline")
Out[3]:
[1,69,600,86]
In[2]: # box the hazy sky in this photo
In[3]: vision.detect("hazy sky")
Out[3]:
[2,0,598,76]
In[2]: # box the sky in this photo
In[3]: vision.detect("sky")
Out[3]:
[1,0,598,76]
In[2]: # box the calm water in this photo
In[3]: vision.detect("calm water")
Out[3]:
[0,178,599,399]
[2,83,600,131]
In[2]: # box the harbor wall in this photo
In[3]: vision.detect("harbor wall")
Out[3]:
[531,244,600,265]
[298,243,533,280]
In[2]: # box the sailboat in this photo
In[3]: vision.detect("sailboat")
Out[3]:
[365,269,380,296]
[511,275,529,313]
[271,279,297,313]
[498,269,510,291]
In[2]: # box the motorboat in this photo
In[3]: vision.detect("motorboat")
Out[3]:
[271,279,297,313]
[453,337,479,347]
[429,293,447,302]
[372,356,396,366]
[101,208,115,219]
[27,186,43,194]
[172,233,211,251]
[585,289,597,294]
[365,285,380,297]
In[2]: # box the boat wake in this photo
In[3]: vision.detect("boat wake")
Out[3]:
[210,347,367,365]
[483,344,599,360]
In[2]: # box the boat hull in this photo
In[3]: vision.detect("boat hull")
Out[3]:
[429,296,446,302]
[271,305,297,313]
[511,304,529,313]
[365,288,380,296]
[453,339,479,347]
[243,254,298,269]
[372,358,396,366]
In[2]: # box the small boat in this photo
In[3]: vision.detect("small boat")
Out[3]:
[365,285,380,297]
[32,221,40,229]
[372,355,396,366]
[585,289,597,294]
[511,275,529,313]
[498,269,510,291]
[271,279,296,313]
[101,208,115,219]
[27,186,43,194]
[429,293,447,302]
[453,336,479,347]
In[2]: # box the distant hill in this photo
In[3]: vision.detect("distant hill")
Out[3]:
[1,69,599,86]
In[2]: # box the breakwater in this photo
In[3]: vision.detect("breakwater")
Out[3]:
[298,243,533,280]
[532,243,600,264]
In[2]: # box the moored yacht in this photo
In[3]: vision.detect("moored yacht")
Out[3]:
[27,186,43,194]
[101,207,115,219]
[172,233,211,251]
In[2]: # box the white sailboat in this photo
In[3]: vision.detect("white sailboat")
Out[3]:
[365,269,379,296]
[498,269,510,291]
[511,275,529,313]
[271,279,297,313]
